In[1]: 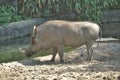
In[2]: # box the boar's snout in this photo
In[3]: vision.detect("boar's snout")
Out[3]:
[20,48,37,57]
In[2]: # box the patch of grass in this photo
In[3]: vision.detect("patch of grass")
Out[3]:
[0,49,26,63]
[32,47,74,57]
[0,45,27,63]
[65,47,74,52]
[0,46,74,63]
[32,50,52,57]
[0,50,27,63]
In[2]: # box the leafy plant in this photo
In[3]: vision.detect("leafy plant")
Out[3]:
[0,0,119,25]
[0,5,22,25]
[18,0,119,24]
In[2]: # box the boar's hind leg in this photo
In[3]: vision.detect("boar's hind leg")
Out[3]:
[51,47,57,61]
[86,41,94,61]
[57,45,64,62]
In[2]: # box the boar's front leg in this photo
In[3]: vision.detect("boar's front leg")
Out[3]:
[51,47,57,61]
[57,45,64,62]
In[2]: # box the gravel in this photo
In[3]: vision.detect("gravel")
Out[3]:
[0,38,120,80]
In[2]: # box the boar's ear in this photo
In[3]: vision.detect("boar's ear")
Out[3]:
[33,25,37,35]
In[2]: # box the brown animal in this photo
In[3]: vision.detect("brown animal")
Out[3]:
[21,20,101,62]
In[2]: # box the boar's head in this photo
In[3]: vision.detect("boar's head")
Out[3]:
[20,26,40,57]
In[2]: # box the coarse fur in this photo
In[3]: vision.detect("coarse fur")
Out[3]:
[24,20,100,62]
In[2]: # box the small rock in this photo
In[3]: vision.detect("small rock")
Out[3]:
[103,76,107,80]
[117,76,120,80]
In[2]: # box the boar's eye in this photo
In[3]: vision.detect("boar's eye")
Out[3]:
[32,36,35,39]
[32,37,36,45]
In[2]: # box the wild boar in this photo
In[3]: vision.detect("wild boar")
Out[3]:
[21,20,101,62]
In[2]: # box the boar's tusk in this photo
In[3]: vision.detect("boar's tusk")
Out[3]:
[19,48,28,53]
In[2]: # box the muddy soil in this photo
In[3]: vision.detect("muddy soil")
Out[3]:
[0,38,120,80]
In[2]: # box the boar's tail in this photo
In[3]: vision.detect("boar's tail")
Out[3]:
[96,25,102,47]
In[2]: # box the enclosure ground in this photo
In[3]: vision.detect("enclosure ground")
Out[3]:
[0,38,120,80]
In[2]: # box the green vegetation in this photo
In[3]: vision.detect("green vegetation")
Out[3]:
[32,47,74,57]
[0,45,26,63]
[0,0,120,25]
[0,45,74,63]
[0,5,23,25]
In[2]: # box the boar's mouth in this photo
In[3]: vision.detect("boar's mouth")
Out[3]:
[20,48,37,57]
[25,50,37,57]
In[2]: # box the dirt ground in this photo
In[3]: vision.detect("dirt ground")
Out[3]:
[0,38,120,80]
